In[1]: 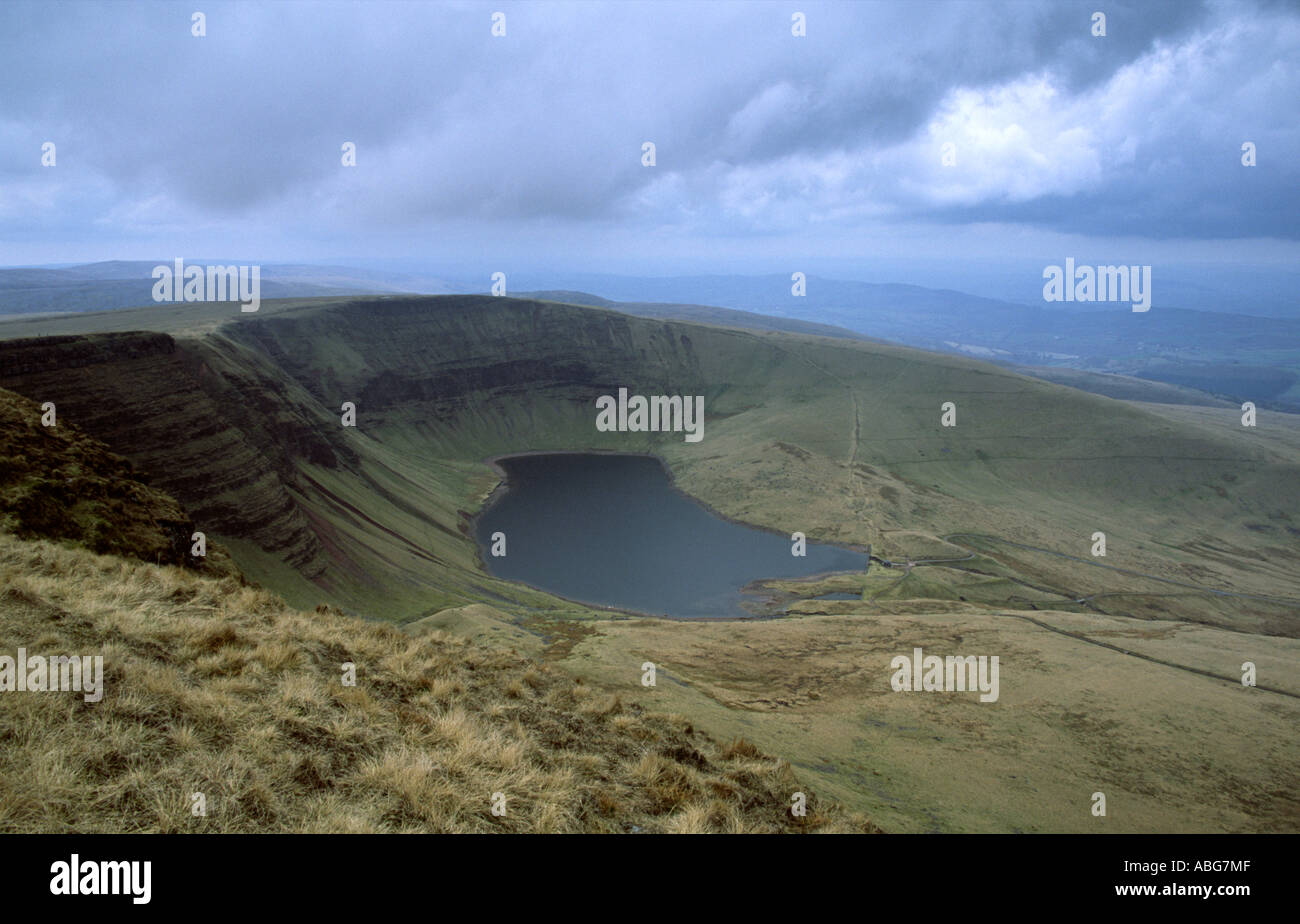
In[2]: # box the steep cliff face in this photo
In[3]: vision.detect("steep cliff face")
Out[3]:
[1,295,1296,624]
[224,296,719,430]
[0,298,776,616]
[0,331,330,577]
[0,384,236,573]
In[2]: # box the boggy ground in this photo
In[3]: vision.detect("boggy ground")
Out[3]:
[551,575,1300,833]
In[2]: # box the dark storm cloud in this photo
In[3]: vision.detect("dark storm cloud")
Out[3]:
[696,0,1215,165]
[0,0,1296,263]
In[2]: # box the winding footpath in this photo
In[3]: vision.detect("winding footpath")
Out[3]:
[871,532,1300,699]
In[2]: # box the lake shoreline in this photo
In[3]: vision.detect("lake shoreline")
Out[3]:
[470,449,869,620]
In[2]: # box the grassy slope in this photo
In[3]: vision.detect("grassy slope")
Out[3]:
[201,296,1300,617]
[0,532,872,833]
[2,294,1297,832]
[559,604,1300,833]
[0,375,870,833]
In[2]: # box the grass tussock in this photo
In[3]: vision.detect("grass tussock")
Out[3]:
[0,531,878,833]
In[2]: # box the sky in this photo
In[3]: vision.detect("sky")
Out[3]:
[1,0,1297,281]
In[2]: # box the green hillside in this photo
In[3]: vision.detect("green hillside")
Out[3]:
[3,294,1293,626]
[2,294,1296,832]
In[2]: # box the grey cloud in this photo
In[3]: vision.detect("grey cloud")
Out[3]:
[0,0,1295,261]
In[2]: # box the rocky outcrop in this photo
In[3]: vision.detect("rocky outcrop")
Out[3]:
[0,385,232,571]
[0,332,328,575]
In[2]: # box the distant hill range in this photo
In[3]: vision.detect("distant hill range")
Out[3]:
[4,263,1297,411]
[0,261,458,316]
[518,289,1293,411]
[516,275,1300,411]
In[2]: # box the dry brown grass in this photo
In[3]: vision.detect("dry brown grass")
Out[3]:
[0,531,877,833]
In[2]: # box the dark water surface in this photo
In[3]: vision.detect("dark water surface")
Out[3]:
[476,453,866,619]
